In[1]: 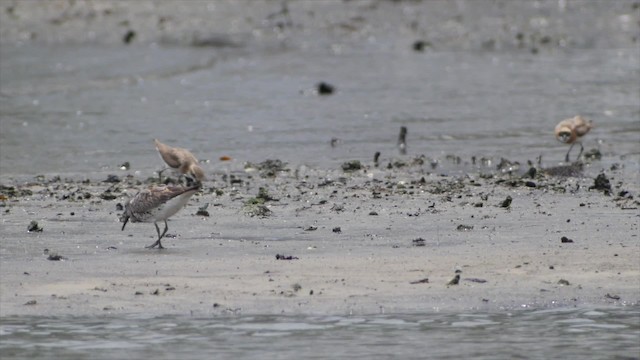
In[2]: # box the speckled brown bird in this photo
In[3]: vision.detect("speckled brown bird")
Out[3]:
[121,183,200,249]
[554,115,593,162]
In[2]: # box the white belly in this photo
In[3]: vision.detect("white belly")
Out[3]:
[146,191,195,222]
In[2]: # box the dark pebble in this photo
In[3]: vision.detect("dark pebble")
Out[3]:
[316,82,334,95]
[410,278,429,284]
[196,209,210,216]
[557,279,570,285]
[447,274,460,286]
[275,254,299,260]
[463,278,487,283]
[605,293,621,300]
[589,173,611,193]
[412,238,426,246]
[27,220,43,232]
[500,196,513,208]
[456,224,473,231]
[332,227,342,233]
[412,40,431,52]
[341,160,362,172]
[561,236,574,243]
[47,254,65,261]
[116,203,124,211]
[104,175,120,183]
[369,211,378,216]
[123,30,135,44]
[525,181,536,188]
[100,192,117,200]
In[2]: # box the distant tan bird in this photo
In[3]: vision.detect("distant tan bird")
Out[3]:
[154,139,204,185]
[121,183,200,249]
[554,116,593,162]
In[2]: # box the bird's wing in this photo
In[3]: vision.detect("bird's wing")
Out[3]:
[127,185,199,213]
[154,139,182,168]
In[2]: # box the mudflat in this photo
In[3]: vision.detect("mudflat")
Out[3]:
[1,157,638,317]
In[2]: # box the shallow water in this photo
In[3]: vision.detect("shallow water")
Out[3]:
[1,44,638,178]
[1,307,639,360]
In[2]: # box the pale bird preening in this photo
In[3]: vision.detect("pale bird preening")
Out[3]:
[154,139,204,185]
[121,184,200,249]
[555,115,593,162]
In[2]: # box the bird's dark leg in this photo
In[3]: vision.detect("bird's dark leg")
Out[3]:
[145,222,165,249]
[160,220,169,240]
[158,168,166,182]
[565,143,576,163]
[576,142,584,161]
[121,216,129,231]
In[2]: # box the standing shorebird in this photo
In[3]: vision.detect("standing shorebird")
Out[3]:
[397,126,408,155]
[555,115,593,162]
[154,139,204,185]
[121,183,200,249]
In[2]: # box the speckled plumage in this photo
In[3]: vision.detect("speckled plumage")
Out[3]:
[121,184,200,249]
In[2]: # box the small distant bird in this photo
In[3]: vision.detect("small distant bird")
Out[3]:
[154,139,204,185]
[121,184,200,249]
[397,126,407,155]
[555,116,593,162]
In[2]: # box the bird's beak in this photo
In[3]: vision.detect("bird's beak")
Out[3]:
[121,216,129,231]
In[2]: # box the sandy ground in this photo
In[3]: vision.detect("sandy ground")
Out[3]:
[1,157,638,317]
[0,0,639,317]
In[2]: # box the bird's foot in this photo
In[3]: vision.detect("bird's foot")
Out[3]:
[145,241,165,249]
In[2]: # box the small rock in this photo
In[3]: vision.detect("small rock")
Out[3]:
[500,196,513,208]
[275,254,299,260]
[447,274,460,286]
[590,173,611,193]
[47,253,65,261]
[410,278,429,284]
[27,220,43,232]
[123,30,135,44]
[304,226,318,231]
[561,236,574,243]
[412,238,426,247]
[316,82,335,95]
[24,300,37,305]
[332,227,342,233]
[196,203,210,217]
[412,40,431,52]
[463,278,487,283]
[369,211,378,216]
[341,160,362,172]
[605,293,621,300]
[456,224,473,231]
[100,192,117,200]
[558,279,570,286]
[104,175,120,183]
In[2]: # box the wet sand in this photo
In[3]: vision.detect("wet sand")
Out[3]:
[1,0,639,317]
[1,157,638,317]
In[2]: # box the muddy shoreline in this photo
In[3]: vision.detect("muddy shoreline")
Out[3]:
[1,154,638,317]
